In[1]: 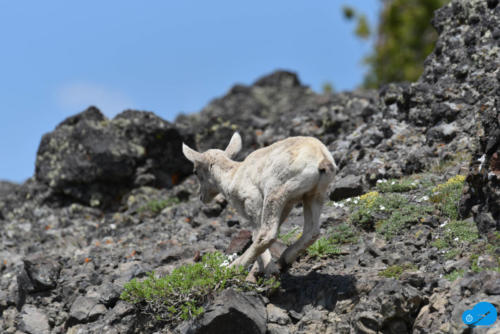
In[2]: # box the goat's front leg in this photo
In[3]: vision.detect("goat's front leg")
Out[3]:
[230,192,285,274]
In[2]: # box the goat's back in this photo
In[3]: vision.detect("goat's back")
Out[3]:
[235,136,335,190]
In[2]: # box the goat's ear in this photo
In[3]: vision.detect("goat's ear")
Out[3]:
[224,132,242,159]
[182,143,203,163]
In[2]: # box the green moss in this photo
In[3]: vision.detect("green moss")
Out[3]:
[432,220,478,258]
[138,197,180,216]
[444,248,460,260]
[121,252,279,325]
[444,269,465,282]
[329,223,358,245]
[376,203,433,239]
[378,263,417,279]
[349,192,407,230]
[431,239,448,250]
[376,178,419,193]
[445,220,479,244]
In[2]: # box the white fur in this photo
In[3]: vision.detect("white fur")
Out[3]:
[182,132,337,278]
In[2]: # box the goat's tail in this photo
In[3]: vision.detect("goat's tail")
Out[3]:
[318,158,335,175]
[317,144,337,183]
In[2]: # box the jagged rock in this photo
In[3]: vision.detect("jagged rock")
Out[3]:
[266,304,291,325]
[0,180,20,199]
[329,175,364,201]
[178,289,267,334]
[352,280,425,334]
[18,304,50,334]
[66,300,136,334]
[35,107,194,208]
[3,0,500,333]
[434,0,500,235]
[68,296,107,326]
[22,254,61,291]
[85,283,121,307]
[226,230,253,255]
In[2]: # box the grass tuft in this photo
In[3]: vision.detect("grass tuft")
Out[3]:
[121,252,279,325]
[307,237,341,258]
[378,263,417,279]
[430,175,466,220]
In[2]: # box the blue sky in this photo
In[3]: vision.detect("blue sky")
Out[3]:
[0,1,379,183]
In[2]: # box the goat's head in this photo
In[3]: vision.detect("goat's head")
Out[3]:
[182,132,242,203]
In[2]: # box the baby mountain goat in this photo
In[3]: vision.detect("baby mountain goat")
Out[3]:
[182,133,337,279]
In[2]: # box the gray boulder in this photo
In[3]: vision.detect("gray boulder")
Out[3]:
[18,304,50,334]
[35,107,194,208]
[178,289,267,334]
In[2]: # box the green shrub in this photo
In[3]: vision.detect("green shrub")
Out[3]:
[121,252,279,325]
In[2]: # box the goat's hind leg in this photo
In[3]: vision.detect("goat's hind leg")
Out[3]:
[278,195,323,271]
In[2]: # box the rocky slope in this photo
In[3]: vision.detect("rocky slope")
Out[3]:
[1,0,500,333]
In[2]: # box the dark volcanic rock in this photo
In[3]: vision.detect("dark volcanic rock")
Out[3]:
[35,107,194,208]
[175,71,379,161]
[18,304,50,334]
[352,280,425,334]
[22,254,61,291]
[440,0,500,235]
[178,289,267,334]
[226,229,253,255]
[329,174,364,201]
[3,0,500,333]
[67,295,107,326]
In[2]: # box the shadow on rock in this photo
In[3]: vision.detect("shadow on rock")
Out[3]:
[271,271,357,315]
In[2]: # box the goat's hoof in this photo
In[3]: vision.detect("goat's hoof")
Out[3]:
[277,259,291,274]
[245,272,258,283]
[229,259,241,268]
[264,261,281,277]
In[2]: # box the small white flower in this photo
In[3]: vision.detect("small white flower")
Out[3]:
[391,181,396,185]
[353,200,358,204]
[228,253,238,261]
[110,224,116,230]
[454,237,459,241]
[346,198,351,203]
[220,261,229,267]
[421,195,429,201]
[440,220,449,228]
[379,205,386,210]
